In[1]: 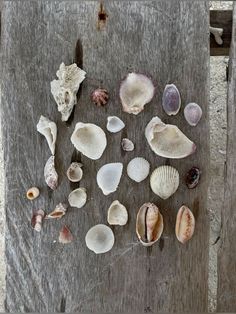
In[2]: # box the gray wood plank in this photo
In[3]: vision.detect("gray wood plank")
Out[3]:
[217,3,236,312]
[1,1,209,312]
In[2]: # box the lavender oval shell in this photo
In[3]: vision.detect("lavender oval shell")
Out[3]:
[184,103,202,126]
[162,84,181,115]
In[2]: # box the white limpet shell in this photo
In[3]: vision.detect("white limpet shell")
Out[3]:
[127,157,150,183]
[162,84,181,116]
[120,73,155,115]
[85,224,115,254]
[107,200,128,226]
[44,156,58,190]
[184,102,202,126]
[121,138,134,151]
[68,188,87,208]
[66,162,83,182]
[96,163,123,195]
[51,63,86,121]
[150,165,179,199]
[145,116,196,159]
[37,115,57,155]
[106,116,125,133]
[71,122,107,160]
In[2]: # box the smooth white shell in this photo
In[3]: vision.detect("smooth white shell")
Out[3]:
[37,115,57,155]
[85,224,115,254]
[107,200,128,226]
[66,162,83,182]
[106,116,125,133]
[96,163,123,195]
[150,166,179,199]
[71,122,107,160]
[121,138,134,151]
[68,188,87,208]
[127,157,150,182]
[184,102,202,126]
[145,116,196,159]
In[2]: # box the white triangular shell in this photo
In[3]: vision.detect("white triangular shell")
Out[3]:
[51,63,86,121]
[120,73,155,115]
[37,115,57,155]
[71,122,107,160]
[106,116,125,133]
[96,163,123,195]
[68,188,87,208]
[121,138,134,151]
[184,102,202,126]
[44,156,58,190]
[150,165,179,199]
[85,224,115,254]
[145,116,196,159]
[66,162,83,182]
[127,157,150,182]
[107,200,128,226]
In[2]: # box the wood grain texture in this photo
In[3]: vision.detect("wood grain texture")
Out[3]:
[217,4,236,312]
[1,1,209,312]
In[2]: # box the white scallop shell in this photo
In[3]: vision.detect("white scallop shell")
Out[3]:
[85,224,115,254]
[71,122,107,160]
[127,157,150,183]
[68,188,87,208]
[106,116,125,133]
[107,200,128,226]
[150,165,179,199]
[51,63,86,121]
[37,115,57,155]
[120,73,155,115]
[184,102,202,126]
[145,116,196,159]
[96,163,123,195]
[66,162,83,182]
[121,138,134,151]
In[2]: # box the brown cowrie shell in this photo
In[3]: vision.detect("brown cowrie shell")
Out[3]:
[175,205,195,244]
[26,187,40,200]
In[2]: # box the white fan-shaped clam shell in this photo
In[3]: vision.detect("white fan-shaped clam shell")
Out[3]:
[107,200,128,226]
[66,162,83,182]
[37,115,57,155]
[120,73,155,115]
[127,157,150,182]
[68,188,87,208]
[85,224,115,254]
[106,116,125,133]
[184,102,202,126]
[121,138,134,151]
[150,165,179,199]
[71,122,107,160]
[96,163,123,195]
[145,116,196,159]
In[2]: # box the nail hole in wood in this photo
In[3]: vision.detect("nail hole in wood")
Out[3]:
[97,3,108,30]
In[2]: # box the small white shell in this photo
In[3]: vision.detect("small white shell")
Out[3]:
[71,122,107,160]
[150,165,179,199]
[127,157,150,183]
[37,115,57,155]
[121,138,134,151]
[184,102,202,126]
[85,224,115,254]
[68,188,87,208]
[66,162,83,182]
[106,116,125,133]
[96,163,123,195]
[44,156,58,190]
[107,200,128,226]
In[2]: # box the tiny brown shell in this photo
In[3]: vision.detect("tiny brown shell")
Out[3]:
[175,205,195,244]
[91,88,109,106]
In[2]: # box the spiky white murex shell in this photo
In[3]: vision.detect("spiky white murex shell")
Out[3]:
[127,157,150,182]
[50,63,86,121]
[85,224,115,254]
[68,188,87,208]
[145,116,196,159]
[107,200,128,226]
[71,122,107,160]
[37,115,57,155]
[120,73,155,115]
[66,162,83,182]
[150,165,179,199]
[106,116,125,133]
[96,163,123,195]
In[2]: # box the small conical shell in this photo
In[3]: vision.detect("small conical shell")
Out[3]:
[46,203,68,219]
[44,156,58,190]
[68,188,87,208]
[107,200,128,226]
[106,116,125,133]
[66,162,83,182]
[162,84,181,115]
[121,138,134,151]
[96,163,123,195]
[184,102,202,126]
[127,157,150,183]
[85,224,115,254]
[150,166,179,199]
[37,116,57,155]
[175,205,195,244]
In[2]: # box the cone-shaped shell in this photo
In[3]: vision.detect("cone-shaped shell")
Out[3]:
[44,156,58,190]
[107,200,128,225]
[85,224,115,254]
[175,205,195,244]
[68,188,87,208]
[127,157,150,183]
[184,102,202,126]
[37,115,57,155]
[96,163,123,195]
[162,84,181,115]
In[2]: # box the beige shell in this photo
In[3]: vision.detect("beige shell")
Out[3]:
[107,200,128,226]
[36,115,57,155]
[66,162,83,182]
[26,187,40,200]
[136,203,164,246]
[44,156,58,190]
[85,224,115,254]
[96,163,123,195]
[68,188,87,208]
[175,205,195,244]
[46,203,67,219]
[150,166,179,199]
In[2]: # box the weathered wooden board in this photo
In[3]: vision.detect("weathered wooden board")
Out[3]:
[217,4,236,312]
[1,1,209,312]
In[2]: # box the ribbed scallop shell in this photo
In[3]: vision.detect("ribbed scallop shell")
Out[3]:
[127,157,150,182]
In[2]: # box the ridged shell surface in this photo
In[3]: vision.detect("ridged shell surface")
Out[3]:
[127,157,150,182]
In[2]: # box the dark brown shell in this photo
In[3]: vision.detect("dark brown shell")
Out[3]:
[185,167,201,189]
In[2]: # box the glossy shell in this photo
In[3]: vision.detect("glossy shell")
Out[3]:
[162,84,181,115]
[184,102,202,126]
[186,167,201,189]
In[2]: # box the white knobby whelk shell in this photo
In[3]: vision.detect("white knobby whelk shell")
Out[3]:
[85,224,115,254]
[121,138,134,151]
[175,205,195,244]
[66,162,83,182]
[150,166,179,199]
[68,188,87,208]
[120,73,155,115]
[37,115,57,155]
[51,63,86,121]
[97,163,123,195]
[162,84,181,115]
[145,116,196,159]
[184,102,202,126]
[107,200,128,226]
[71,122,107,160]
[136,203,164,246]
[44,156,58,190]
[127,157,150,183]
[106,116,125,133]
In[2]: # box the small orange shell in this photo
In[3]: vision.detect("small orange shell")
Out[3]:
[175,205,195,244]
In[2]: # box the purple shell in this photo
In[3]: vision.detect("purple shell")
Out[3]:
[184,103,202,126]
[162,84,181,115]
[186,167,201,189]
